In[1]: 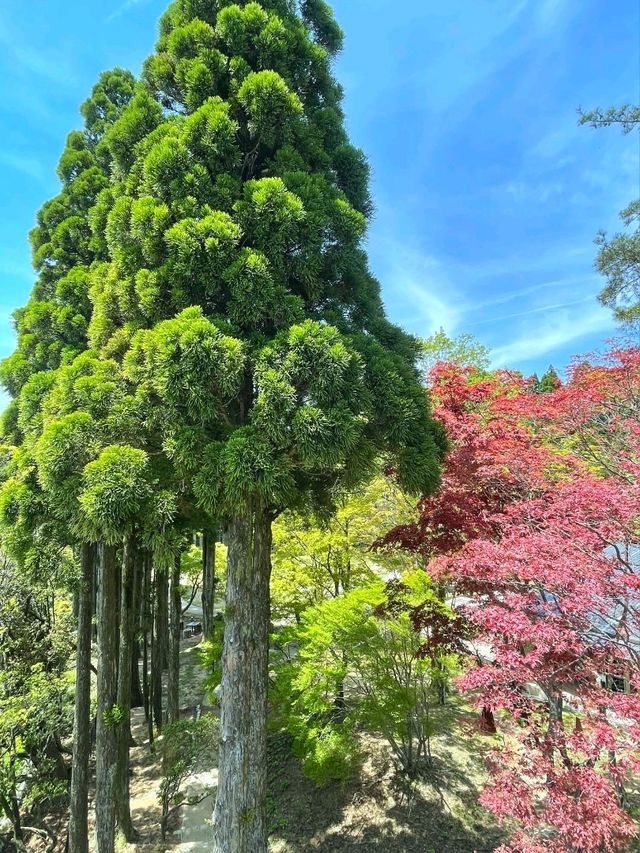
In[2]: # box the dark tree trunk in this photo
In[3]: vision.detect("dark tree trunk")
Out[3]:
[115,536,139,842]
[130,638,144,710]
[167,553,182,725]
[141,553,150,718]
[212,506,272,853]
[152,566,167,730]
[202,529,217,639]
[95,544,118,853]
[159,569,169,671]
[9,789,22,842]
[69,543,95,853]
[141,552,154,748]
[92,558,99,643]
[130,548,144,711]
[480,706,497,734]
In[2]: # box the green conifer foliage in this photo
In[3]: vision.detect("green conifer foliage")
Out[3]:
[0,69,145,853]
[535,364,561,394]
[1,3,445,851]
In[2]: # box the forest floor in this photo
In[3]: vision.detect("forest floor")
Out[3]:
[266,704,505,853]
[113,637,216,853]
[23,627,504,853]
[116,642,505,853]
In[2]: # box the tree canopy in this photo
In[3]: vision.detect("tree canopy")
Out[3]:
[0,2,445,850]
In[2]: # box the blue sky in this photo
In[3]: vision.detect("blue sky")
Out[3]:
[0,0,638,395]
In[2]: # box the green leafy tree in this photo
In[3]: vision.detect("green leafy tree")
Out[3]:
[580,105,640,329]
[275,573,457,782]
[0,555,74,848]
[158,714,219,840]
[180,539,228,625]
[534,364,561,394]
[271,475,418,624]
[420,328,491,374]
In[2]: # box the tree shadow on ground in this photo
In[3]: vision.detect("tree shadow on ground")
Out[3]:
[267,731,506,853]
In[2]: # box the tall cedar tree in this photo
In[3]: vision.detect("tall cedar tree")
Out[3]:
[0,2,445,851]
[0,66,195,849]
[0,68,150,853]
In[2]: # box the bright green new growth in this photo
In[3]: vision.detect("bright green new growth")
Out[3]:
[0,563,75,838]
[420,328,491,373]
[273,573,458,782]
[271,476,419,623]
[159,714,220,840]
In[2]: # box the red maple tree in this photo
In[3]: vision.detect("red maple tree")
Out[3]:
[382,349,640,852]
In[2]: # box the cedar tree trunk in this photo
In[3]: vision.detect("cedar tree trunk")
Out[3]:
[95,543,118,853]
[167,553,182,724]
[115,535,138,841]
[212,505,272,853]
[69,543,95,853]
[202,529,217,639]
[152,566,167,729]
[130,548,144,710]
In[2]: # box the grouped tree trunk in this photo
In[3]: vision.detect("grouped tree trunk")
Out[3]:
[202,529,217,639]
[212,506,272,853]
[115,535,139,842]
[95,543,118,853]
[69,543,95,853]
[152,566,167,729]
[141,552,154,747]
[131,638,144,710]
[167,553,182,725]
[130,549,144,710]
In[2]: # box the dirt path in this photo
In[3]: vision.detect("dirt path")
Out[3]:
[172,768,218,850]
[91,633,218,852]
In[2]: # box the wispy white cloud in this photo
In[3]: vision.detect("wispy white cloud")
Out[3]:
[369,222,613,371]
[399,281,462,336]
[535,0,572,32]
[371,241,466,336]
[400,0,578,124]
[106,0,146,24]
[457,247,591,282]
[470,295,595,327]
[529,127,580,163]
[408,1,530,116]
[489,302,615,367]
[0,13,75,86]
[470,275,594,309]
[504,179,565,204]
[0,150,45,182]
